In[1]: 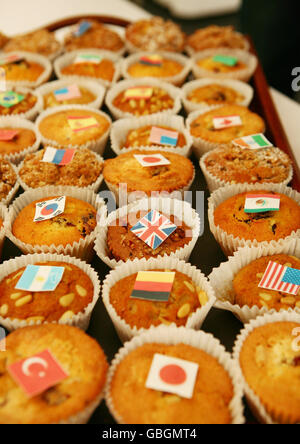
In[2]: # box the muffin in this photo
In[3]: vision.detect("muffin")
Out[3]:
[60,55,116,83]
[186,83,245,107]
[107,210,192,263]
[233,254,300,311]
[201,144,292,188]
[43,84,96,108]
[186,26,249,54]
[12,195,97,247]
[108,342,234,424]
[0,89,38,117]
[3,29,61,59]
[103,150,194,197]
[122,125,187,149]
[125,17,186,53]
[0,159,17,202]
[127,57,183,78]
[18,148,103,189]
[196,56,247,74]
[188,105,265,145]
[1,57,45,83]
[0,260,95,324]
[63,19,125,53]
[213,190,300,243]
[37,107,111,149]
[239,320,300,423]
[0,324,108,424]
[0,125,37,159]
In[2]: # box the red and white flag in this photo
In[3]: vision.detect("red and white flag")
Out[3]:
[213,115,242,130]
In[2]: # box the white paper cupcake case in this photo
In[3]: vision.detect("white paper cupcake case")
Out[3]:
[186,106,266,159]
[232,311,300,424]
[104,154,195,206]
[54,49,122,89]
[58,391,104,424]
[36,78,106,111]
[200,147,294,193]
[191,48,258,83]
[208,182,300,257]
[209,238,300,324]
[102,256,216,343]
[5,185,107,262]
[0,204,8,258]
[0,161,19,206]
[0,252,101,332]
[3,51,52,88]
[35,104,112,156]
[105,78,183,120]
[105,325,245,424]
[0,116,41,165]
[94,196,201,269]
[121,51,193,87]
[0,86,43,121]
[185,32,250,57]
[16,150,104,193]
[181,78,254,114]
[110,113,193,157]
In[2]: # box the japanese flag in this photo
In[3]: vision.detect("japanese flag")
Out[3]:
[213,115,242,129]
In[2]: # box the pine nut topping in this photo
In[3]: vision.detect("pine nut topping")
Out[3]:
[59,293,75,307]
[76,285,87,297]
[184,281,195,292]
[0,304,8,316]
[10,292,23,300]
[15,295,32,307]
[177,303,191,318]
[59,311,74,322]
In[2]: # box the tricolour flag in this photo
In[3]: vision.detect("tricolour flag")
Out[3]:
[54,84,81,101]
[34,196,66,222]
[8,349,68,397]
[134,153,170,167]
[244,194,280,213]
[131,271,175,302]
[213,115,242,129]
[124,87,153,100]
[15,265,64,292]
[130,210,177,250]
[149,127,179,147]
[259,261,300,296]
[42,147,75,166]
[233,134,273,150]
[212,54,238,66]
[0,91,24,108]
[74,54,103,64]
[145,353,199,399]
[67,115,99,132]
[139,54,163,66]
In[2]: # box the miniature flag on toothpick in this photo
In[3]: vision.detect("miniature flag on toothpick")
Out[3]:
[213,115,242,129]
[124,87,153,100]
[244,194,280,213]
[131,210,177,250]
[149,127,178,147]
[15,265,64,292]
[34,196,66,222]
[139,54,163,66]
[42,147,75,166]
[0,91,24,108]
[212,55,238,66]
[54,84,81,101]
[233,134,273,150]
[131,271,175,302]
[67,115,99,132]
[259,261,300,296]
[73,20,91,37]
[145,353,199,399]
[134,153,170,167]
[8,349,68,397]
[74,54,103,64]
[0,129,19,141]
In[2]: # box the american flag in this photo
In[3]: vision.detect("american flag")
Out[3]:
[259,261,300,296]
[130,210,177,250]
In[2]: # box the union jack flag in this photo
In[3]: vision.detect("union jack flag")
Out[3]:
[130,210,177,250]
[259,261,300,296]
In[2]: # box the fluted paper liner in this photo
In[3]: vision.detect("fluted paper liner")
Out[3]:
[232,311,300,424]
[192,48,258,83]
[0,86,43,121]
[0,116,41,165]
[94,196,201,269]
[54,49,122,89]
[4,51,52,88]
[121,51,192,87]
[36,78,106,110]
[209,238,300,324]
[0,204,8,259]
[5,185,107,261]
[17,149,104,193]
[182,78,254,114]
[102,256,216,342]
[186,106,266,159]
[0,252,101,331]
[110,113,193,157]
[185,32,250,57]
[200,147,293,193]
[105,325,245,424]
[35,104,112,155]
[105,78,183,120]
[208,183,300,257]
[0,161,19,206]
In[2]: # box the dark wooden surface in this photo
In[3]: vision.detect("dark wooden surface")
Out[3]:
[4,14,299,425]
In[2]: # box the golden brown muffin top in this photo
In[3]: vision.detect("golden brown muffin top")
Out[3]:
[0,127,36,156]
[4,29,61,57]
[0,90,37,117]
[123,125,186,149]
[187,26,248,52]
[110,342,233,424]
[127,58,183,79]
[187,83,244,106]
[0,159,16,201]
[0,324,108,424]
